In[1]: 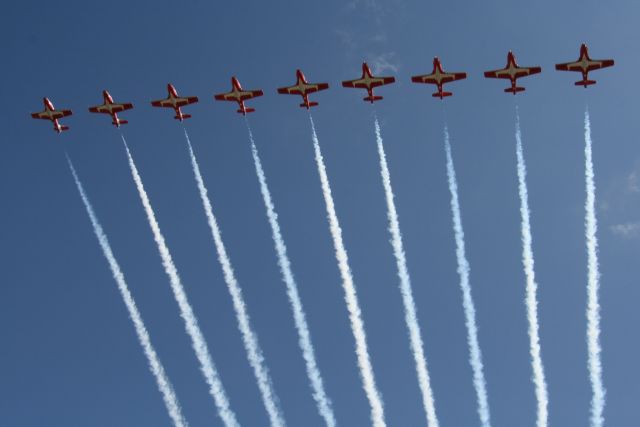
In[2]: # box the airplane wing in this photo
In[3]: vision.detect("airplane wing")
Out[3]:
[110,103,134,113]
[556,59,614,72]
[214,92,236,101]
[484,68,508,79]
[214,90,263,101]
[277,85,299,95]
[342,76,395,88]
[555,61,580,72]
[89,103,134,113]
[31,112,48,119]
[152,96,199,107]
[516,66,541,77]
[484,66,541,79]
[411,72,466,84]
[31,109,72,120]
[277,83,329,95]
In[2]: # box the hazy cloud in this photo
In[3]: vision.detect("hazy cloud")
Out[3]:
[345,0,383,16]
[334,29,358,51]
[369,52,400,74]
[611,222,640,239]
[627,170,639,193]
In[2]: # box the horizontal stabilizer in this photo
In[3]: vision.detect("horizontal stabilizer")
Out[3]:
[364,95,383,103]
[576,79,597,87]
[301,102,319,108]
[505,86,526,94]
[59,125,70,132]
[432,91,453,98]
[238,108,255,114]
[175,114,192,120]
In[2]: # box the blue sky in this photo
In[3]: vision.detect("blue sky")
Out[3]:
[2,0,639,426]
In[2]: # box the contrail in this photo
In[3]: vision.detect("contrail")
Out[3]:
[121,136,240,427]
[67,156,188,427]
[583,108,606,427]
[309,115,386,427]
[374,117,439,427]
[443,125,492,427]
[183,130,286,427]
[514,110,549,427]
[245,123,336,427]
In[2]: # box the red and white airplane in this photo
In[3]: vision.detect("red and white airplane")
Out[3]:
[31,98,72,133]
[341,62,395,103]
[411,57,467,99]
[151,84,199,121]
[484,51,542,94]
[88,90,134,127]
[214,77,263,115]
[555,43,614,88]
[277,69,329,109]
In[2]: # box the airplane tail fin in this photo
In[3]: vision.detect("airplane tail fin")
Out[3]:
[432,91,452,99]
[576,79,596,87]
[300,102,319,108]
[56,125,70,133]
[364,95,383,103]
[238,108,255,115]
[505,86,526,94]
[114,119,129,127]
[175,114,192,120]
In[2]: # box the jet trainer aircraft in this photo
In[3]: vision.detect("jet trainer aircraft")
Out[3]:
[341,62,395,103]
[88,90,134,127]
[277,69,329,109]
[411,57,467,99]
[151,84,198,121]
[31,98,72,133]
[214,77,263,115]
[484,51,542,94]
[555,43,614,87]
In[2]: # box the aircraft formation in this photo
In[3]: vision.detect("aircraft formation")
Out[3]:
[31,44,614,133]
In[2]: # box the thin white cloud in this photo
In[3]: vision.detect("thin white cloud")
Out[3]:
[345,0,383,15]
[334,29,358,51]
[610,222,640,239]
[627,170,639,193]
[369,53,399,74]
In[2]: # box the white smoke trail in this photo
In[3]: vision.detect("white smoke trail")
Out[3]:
[443,126,492,427]
[67,157,188,427]
[374,117,439,427]
[514,110,549,427]
[183,130,286,427]
[121,136,240,427]
[583,108,606,427]
[245,124,336,427]
[309,115,387,427]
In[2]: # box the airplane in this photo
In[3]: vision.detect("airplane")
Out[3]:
[341,62,395,103]
[151,84,199,121]
[214,77,263,115]
[484,51,542,94]
[31,97,72,133]
[88,90,134,127]
[277,69,329,109]
[411,57,467,99]
[555,43,614,88]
